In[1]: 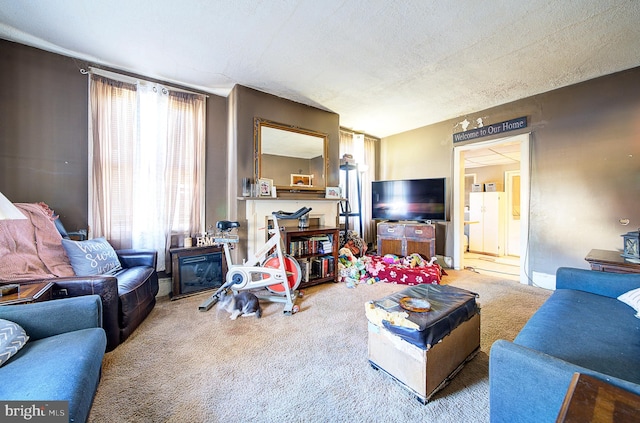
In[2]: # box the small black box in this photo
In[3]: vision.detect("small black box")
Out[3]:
[0,284,19,296]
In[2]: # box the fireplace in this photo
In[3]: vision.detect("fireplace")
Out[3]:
[242,198,341,259]
[169,246,226,300]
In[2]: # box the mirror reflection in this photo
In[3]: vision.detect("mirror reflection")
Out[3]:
[255,119,327,190]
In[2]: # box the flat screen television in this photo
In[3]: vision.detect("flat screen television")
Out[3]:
[371,178,446,222]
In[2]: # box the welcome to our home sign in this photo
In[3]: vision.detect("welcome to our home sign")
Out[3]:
[453,116,527,143]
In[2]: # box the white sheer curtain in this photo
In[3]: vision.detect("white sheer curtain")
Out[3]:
[361,135,377,246]
[89,75,137,247]
[89,75,206,271]
[339,130,356,233]
[339,129,378,247]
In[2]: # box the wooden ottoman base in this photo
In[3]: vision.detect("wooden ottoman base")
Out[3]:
[368,312,480,403]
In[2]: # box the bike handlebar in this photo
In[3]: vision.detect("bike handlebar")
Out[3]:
[272,207,312,220]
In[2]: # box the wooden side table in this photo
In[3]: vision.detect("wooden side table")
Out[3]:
[0,281,55,306]
[556,372,640,422]
[585,249,640,274]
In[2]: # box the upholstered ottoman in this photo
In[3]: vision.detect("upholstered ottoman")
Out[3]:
[366,284,480,403]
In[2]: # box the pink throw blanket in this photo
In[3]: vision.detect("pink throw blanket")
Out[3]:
[0,203,74,282]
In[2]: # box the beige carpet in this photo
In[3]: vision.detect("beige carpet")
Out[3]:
[88,269,551,423]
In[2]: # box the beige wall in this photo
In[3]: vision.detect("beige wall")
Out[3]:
[380,123,453,181]
[381,67,640,276]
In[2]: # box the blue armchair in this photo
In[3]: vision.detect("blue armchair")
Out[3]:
[0,295,106,423]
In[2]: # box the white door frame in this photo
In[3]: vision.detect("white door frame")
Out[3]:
[452,133,530,285]
[504,170,521,257]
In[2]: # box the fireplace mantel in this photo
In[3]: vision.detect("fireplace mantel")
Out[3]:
[241,198,341,259]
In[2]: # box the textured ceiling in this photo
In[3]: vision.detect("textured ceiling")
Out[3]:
[0,1,639,138]
[464,142,521,169]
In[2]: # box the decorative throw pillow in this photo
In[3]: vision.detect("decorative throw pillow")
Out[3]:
[61,237,122,276]
[0,319,29,367]
[618,287,640,318]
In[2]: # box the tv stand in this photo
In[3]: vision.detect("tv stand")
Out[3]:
[377,222,435,259]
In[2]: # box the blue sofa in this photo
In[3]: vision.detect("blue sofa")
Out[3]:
[489,267,640,422]
[0,295,106,423]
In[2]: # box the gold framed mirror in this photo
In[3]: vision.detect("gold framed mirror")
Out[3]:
[254,118,328,192]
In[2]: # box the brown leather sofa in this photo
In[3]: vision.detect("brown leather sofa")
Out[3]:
[0,203,158,352]
[51,249,159,352]
[53,220,159,351]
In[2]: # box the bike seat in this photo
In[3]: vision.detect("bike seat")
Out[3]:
[216,220,240,231]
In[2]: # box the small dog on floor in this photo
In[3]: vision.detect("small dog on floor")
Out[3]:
[218,290,262,320]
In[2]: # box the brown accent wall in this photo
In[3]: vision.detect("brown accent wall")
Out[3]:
[205,93,228,229]
[382,67,640,275]
[226,85,340,256]
[0,40,88,229]
[229,85,340,197]
[0,39,229,233]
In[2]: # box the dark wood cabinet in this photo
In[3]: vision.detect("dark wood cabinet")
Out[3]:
[282,226,339,288]
[377,222,436,259]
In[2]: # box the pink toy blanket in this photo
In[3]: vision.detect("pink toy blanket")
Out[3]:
[366,254,443,285]
[0,203,74,282]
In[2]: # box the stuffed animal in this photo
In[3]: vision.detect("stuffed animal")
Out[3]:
[382,254,399,264]
[402,253,437,268]
[402,253,423,268]
[339,230,367,257]
[338,247,355,267]
[338,247,370,286]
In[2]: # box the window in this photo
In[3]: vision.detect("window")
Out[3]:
[339,130,377,245]
[89,74,205,271]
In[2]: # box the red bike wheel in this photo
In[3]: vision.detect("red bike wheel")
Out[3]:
[262,254,301,293]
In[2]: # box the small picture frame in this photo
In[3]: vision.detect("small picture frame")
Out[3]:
[290,174,313,187]
[325,186,341,199]
[258,178,273,197]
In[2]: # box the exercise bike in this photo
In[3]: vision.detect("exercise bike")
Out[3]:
[198,207,311,315]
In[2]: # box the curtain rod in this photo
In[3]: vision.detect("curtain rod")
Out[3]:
[80,65,210,98]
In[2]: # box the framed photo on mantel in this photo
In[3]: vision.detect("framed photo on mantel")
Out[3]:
[258,178,273,197]
[325,186,341,199]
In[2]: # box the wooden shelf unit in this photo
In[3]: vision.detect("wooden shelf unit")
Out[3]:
[281,226,339,288]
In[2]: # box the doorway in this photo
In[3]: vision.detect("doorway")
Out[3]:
[452,133,530,285]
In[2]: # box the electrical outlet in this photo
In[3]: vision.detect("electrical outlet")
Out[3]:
[52,288,69,299]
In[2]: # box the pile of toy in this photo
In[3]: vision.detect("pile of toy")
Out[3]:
[337,247,377,288]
